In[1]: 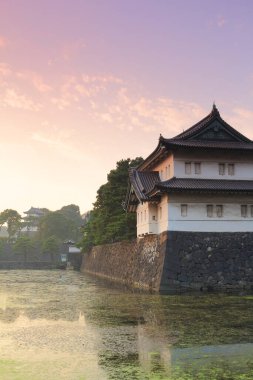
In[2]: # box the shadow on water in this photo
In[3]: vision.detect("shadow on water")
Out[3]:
[0,270,252,379]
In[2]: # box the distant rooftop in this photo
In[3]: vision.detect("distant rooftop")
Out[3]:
[24,207,45,216]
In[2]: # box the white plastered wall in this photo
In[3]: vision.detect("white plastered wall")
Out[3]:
[168,194,253,232]
[152,154,174,180]
[173,151,253,180]
[136,202,157,236]
[136,195,169,236]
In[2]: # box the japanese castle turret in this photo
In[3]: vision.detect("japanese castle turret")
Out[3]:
[125,105,253,236]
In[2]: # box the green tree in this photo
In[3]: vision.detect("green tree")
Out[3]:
[42,235,60,262]
[0,238,7,254]
[14,236,34,262]
[0,209,22,242]
[80,157,143,251]
[38,211,76,241]
[58,204,83,240]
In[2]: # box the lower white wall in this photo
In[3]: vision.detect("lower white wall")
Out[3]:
[136,195,169,236]
[136,202,158,236]
[136,194,253,234]
[168,202,253,232]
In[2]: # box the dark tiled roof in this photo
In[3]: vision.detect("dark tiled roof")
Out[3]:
[153,177,253,193]
[139,105,253,172]
[172,104,251,142]
[129,168,160,201]
[161,139,253,150]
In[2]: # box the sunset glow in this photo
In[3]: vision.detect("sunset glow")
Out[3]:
[1,0,253,214]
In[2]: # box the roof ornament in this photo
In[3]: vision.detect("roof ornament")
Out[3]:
[212,102,220,116]
[159,133,164,142]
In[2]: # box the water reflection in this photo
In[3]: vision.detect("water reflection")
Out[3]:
[0,270,252,379]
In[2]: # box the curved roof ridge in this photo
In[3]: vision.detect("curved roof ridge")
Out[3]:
[174,106,216,140]
[173,105,251,142]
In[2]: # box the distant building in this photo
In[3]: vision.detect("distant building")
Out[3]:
[21,207,47,235]
[125,105,253,236]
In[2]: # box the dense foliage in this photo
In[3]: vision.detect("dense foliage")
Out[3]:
[37,204,83,242]
[79,157,143,251]
[14,236,34,261]
[0,204,82,246]
[0,209,22,242]
[42,235,60,261]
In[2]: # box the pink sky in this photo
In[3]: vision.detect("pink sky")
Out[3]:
[1,0,253,214]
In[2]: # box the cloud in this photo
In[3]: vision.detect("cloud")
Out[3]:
[0,63,11,77]
[31,131,87,162]
[31,74,52,93]
[90,86,204,136]
[0,36,8,48]
[81,74,123,85]
[2,88,41,111]
[0,61,206,140]
[228,107,253,139]
[45,73,204,137]
[51,96,71,110]
[0,63,52,112]
[61,40,86,61]
[217,15,227,28]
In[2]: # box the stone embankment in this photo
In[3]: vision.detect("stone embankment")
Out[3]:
[166,231,253,290]
[81,233,167,291]
[81,231,253,291]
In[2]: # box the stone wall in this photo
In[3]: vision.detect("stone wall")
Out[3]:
[81,231,253,291]
[163,231,253,291]
[81,233,168,291]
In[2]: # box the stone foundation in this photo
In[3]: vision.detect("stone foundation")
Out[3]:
[163,231,253,290]
[81,231,253,291]
[81,233,168,291]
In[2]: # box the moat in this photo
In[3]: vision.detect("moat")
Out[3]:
[0,270,252,380]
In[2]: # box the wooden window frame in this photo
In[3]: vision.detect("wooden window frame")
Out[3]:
[181,204,188,217]
[185,162,191,175]
[194,162,201,175]
[219,163,225,175]
[241,205,247,218]
[216,205,223,218]
[207,204,213,218]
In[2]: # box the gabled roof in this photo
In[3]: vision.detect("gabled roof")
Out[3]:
[123,169,160,211]
[130,169,160,200]
[172,104,251,142]
[124,105,253,211]
[138,105,253,171]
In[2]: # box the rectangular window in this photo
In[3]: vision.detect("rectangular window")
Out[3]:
[228,163,234,176]
[152,215,156,221]
[160,170,163,180]
[194,162,201,174]
[216,205,223,218]
[168,164,171,178]
[241,205,247,218]
[185,162,191,174]
[159,206,162,220]
[219,163,225,175]
[207,204,213,217]
[181,204,188,217]
[251,206,253,218]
